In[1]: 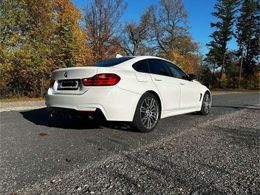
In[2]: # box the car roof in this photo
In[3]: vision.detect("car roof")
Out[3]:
[114,55,173,70]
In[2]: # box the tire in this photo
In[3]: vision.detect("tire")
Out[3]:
[200,92,211,115]
[132,92,160,132]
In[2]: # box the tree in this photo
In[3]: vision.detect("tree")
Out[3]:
[0,0,54,96]
[225,50,240,88]
[145,0,201,73]
[206,0,239,86]
[84,0,127,61]
[167,35,201,73]
[121,6,153,56]
[236,0,259,88]
[0,0,92,97]
[51,0,93,68]
[150,0,189,56]
[198,64,215,88]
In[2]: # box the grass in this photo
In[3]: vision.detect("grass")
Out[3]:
[0,97,44,103]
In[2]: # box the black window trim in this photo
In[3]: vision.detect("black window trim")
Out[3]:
[162,60,190,81]
[132,58,190,81]
[92,57,135,67]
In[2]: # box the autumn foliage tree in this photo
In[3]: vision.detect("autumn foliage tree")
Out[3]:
[52,0,93,68]
[0,0,54,96]
[167,35,201,74]
[0,0,92,97]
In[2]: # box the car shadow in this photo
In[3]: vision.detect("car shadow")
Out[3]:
[20,108,135,131]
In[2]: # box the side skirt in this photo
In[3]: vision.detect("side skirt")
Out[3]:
[161,107,201,119]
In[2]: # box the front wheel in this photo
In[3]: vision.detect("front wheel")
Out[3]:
[200,92,211,115]
[132,93,160,132]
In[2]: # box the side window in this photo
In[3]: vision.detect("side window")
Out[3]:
[165,61,189,80]
[132,60,149,73]
[148,59,172,77]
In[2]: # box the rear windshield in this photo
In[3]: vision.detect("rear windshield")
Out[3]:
[92,57,134,67]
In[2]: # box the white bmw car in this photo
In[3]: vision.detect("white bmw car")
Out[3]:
[46,56,211,132]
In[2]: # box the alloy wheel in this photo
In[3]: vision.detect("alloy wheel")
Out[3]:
[140,97,159,129]
[202,93,211,114]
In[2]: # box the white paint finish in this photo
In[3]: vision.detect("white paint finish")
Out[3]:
[135,72,149,82]
[46,86,140,121]
[52,67,98,80]
[46,56,211,122]
[179,79,202,109]
[150,74,181,111]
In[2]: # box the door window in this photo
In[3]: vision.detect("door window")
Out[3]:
[148,59,172,77]
[132,60,149,73]
[164,61,189,80]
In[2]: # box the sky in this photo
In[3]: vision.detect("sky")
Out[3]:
[72,0,237,55]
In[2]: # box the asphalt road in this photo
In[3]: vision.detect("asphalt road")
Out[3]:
[0,92,259,194]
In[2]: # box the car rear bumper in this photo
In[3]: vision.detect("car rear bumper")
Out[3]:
[45,86,141,121]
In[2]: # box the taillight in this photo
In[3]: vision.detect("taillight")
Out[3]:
[82,74,120,86]
[49,80,55,88]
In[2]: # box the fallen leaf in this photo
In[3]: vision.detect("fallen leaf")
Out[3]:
[39,132,48,136]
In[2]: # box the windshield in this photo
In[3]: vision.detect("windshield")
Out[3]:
[92,57,134,67]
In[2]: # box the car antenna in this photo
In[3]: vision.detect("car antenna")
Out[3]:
[116,54,123,58]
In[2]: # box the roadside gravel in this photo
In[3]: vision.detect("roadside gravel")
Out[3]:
[0,101,45,112]
[17,108,260,194]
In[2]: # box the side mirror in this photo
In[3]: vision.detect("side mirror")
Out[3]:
[188,74,197,81]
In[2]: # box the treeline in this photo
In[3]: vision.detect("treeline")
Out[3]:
[0,0,259,98]
[202,0,259,89]
[0,0,201,97]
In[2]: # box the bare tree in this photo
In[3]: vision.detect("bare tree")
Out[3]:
[121,6,154,56]
[85,0,127,61]
[150,0,189,56]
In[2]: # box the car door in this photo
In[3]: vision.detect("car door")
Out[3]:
[147,59,181,112]
[165,61,201,109]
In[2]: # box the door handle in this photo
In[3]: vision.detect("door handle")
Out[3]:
[155,78,162,81]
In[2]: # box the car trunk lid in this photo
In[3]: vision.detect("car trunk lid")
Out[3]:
[52,67,98,95]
